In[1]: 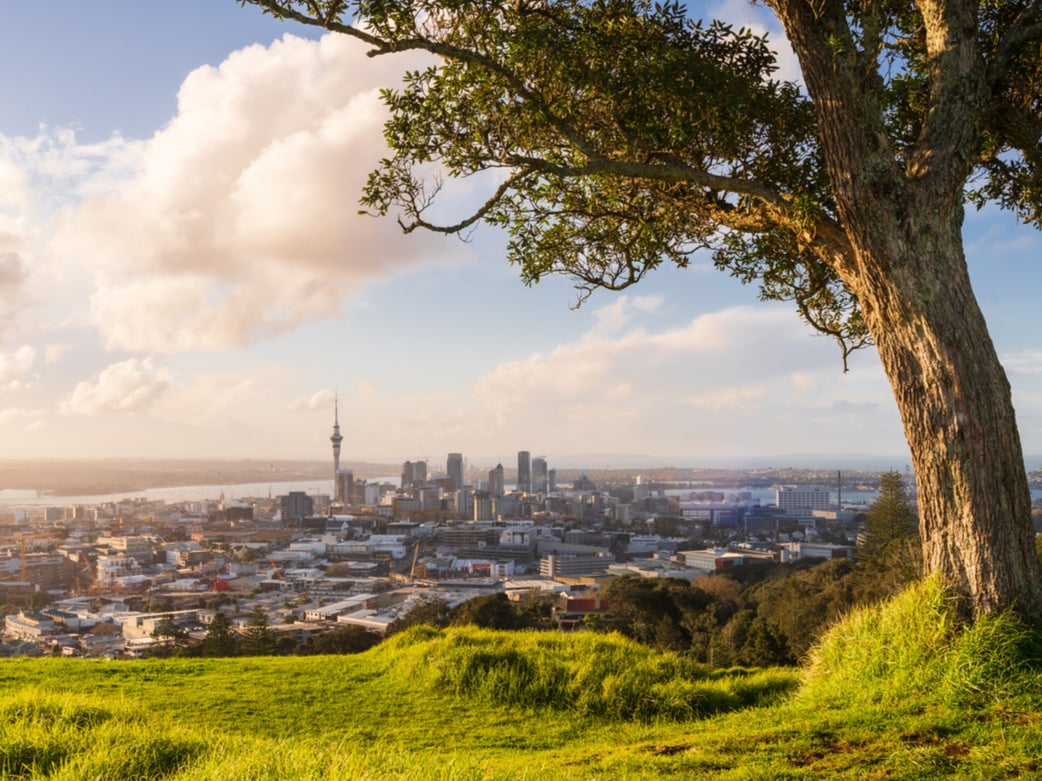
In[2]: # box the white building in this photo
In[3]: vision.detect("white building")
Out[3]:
[775,486,832,512]
[96,554,143,584]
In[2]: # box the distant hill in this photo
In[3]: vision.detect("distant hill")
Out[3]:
[0,458,398,496]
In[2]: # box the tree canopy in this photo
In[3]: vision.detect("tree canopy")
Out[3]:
[239,0,1042,618]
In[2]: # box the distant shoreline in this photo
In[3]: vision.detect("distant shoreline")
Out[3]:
[0,458,387,498]
[0,457,908,499]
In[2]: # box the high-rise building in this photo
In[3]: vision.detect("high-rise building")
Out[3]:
[337,470,354,507]
[330,395,343,502]
[775,486,832,512]
[447,452,464,490]
[517,451,531,493]
[489,463,505,496]
[532,456,548,493]
[280,491,314,527]
[473,490,493,521]
[549,468,557,492]
[402,460,427,490]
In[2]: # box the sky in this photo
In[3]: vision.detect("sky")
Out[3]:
[0,2,1041,472]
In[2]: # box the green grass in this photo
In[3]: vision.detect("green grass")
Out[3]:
[0,578,1040,779]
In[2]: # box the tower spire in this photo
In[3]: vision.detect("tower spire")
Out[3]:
[331,391,343,502]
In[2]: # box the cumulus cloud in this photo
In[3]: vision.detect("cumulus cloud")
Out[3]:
[148,373,263,427]
[43,343,70,363]
[0,252,26,289]
[61,357,173,414]
[291,388,335,412]
[0,345,35,389]
[1002,350,1042,375]
[686,385,767,411]
[52,34,451,353]
[0,407,45,432]
[0,150,35,326]
[454,303,903,458]
[710,1,803,86]
[593,294,663,331]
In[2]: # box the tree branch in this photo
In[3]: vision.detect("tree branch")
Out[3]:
[396,168,534,233]
[241,0,603,161]
[986,1,1042,89]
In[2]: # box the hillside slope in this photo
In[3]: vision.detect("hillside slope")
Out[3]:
[1,579,1040,779]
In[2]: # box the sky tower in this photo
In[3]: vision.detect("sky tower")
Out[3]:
[331,394,343,502]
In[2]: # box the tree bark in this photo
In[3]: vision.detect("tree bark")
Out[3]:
[770,0,1042,618]
[849,201,1042,618]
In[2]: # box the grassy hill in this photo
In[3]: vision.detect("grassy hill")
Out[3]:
[2,578,1041,779]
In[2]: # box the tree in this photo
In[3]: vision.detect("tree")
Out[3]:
[239,0,1042,617]
[240,606,276,655]
[385,597,453,635]
[451,592,523,630]
[862,471,919,552]
[150,613,188,655]
[200,611,239,657]
[750,558,857,659]
[303,625,382,655]
[856,470,922,600]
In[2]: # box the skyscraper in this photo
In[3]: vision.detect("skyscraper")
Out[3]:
[402,460,427,490]
[532,456,548,493]
[517,450,531,493]
[330,395,343,502]
[489,463,505,496]
[337,470,354,506]
[447,452,464,490]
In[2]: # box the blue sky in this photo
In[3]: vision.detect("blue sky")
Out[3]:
[0,1,1040,471]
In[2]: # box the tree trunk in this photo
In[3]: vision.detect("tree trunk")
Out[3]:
[851,203,1042,618]
[768,0,1042,619]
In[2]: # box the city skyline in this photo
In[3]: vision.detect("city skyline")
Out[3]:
[1,3,1041,468]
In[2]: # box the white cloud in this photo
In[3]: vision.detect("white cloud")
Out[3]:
[0,345,35,389]
[0,407,43,425]
[43,343,70,364]
[423,303,905,459]
[0,252,26,290]
[149,373,263,427]
[291,388,335,413]
[710,1,803,86]
[686,384,767,411]
[1002,350,1042,375]
[49,33,451,353]
[592,294,664,331]
[61,357,173,414]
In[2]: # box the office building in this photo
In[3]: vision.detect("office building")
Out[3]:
[532,456,548,493]
[517,451,531,493]
[489,463,505,496]
[280,491,314,527]
[337,470,354,506]
[447,452,464,490]
[402,460,427,490]
[775,486,832,512]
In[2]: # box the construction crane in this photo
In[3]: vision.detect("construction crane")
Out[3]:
[409,542,421,580]
[268,559,283,579]
[72,550,96,596]
[16,532,60,583]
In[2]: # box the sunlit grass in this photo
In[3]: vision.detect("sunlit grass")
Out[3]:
[0,580,1040,778]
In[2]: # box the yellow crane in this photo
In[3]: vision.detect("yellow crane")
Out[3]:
[16,531,60,583]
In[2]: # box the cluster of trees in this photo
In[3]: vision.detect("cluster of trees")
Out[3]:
[148,605,382,658]
[385,591,556,636]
